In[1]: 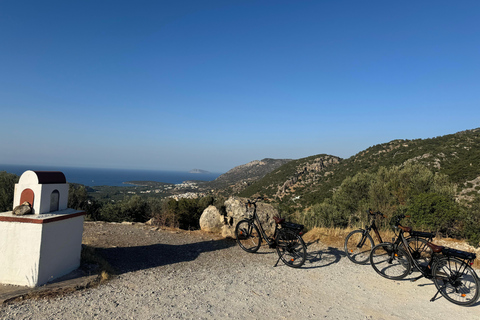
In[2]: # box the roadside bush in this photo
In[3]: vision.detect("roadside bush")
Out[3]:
[98,195,149,223]
[149,196,217,230]
[463,195,480,248]
[303,200,348,230]
[301,163,459,234]
[406,193,461,237]
[0,171,18,212]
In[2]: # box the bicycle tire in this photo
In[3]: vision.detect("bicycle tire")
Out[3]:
[344,229,374,264]
[404,237,433,270]
[370,243,411,280]
[432,257,480,306]
[275,229,307,268]
[235,220,261,253]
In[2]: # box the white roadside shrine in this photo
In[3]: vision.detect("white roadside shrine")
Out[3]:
[0,170,85,287]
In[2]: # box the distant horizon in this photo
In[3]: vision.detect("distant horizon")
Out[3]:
[0,163,224,175]
[2,1,479,173]
[2,125,478,174]
[0,164,222,187]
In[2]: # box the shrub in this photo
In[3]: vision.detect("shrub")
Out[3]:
[406,193,461,236]
[0,171,18,211]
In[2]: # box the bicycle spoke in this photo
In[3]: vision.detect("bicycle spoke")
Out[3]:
[235,220,261,253]
[433,257,480,306]
[370,243,411,280]
[344,230,374,264]
[276,229,307,268]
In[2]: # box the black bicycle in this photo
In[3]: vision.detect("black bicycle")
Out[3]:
[344,209,434,265]
[370,214,479,306]
[235,198,307,268]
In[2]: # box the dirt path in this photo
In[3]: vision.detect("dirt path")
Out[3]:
[0,222,478,319]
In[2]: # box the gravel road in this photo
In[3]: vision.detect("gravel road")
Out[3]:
[0,222,478,319]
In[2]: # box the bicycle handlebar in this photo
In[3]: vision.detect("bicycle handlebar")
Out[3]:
[245,197,264,208]
[390,214,411,227]
[367,209,385,219]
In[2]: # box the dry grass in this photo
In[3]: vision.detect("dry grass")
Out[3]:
[81,245,115,282]
[303,227,480,269]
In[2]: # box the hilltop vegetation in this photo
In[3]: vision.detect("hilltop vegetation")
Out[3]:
[238,128,480,208]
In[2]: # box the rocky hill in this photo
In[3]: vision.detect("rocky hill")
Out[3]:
[236,128,480,209]
[205,158,292,195]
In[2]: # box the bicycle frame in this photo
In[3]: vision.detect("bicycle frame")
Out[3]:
[392,221,477,303]
[361,217,383,245]
[245,200,278,247]
[239,199,307,268]
[357,211,384,248]
[388,215,435,275]
[370,214,478,305]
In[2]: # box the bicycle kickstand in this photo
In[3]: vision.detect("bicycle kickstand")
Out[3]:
[430,289,442,302]
[410,275,423,282]
[274,255,282,267]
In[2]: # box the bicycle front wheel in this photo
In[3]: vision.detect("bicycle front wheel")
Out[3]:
[235,220,261,253]
[370,243,411,280]
[432,257,480,306]
[344,229,374,264]
[275,229,307,268]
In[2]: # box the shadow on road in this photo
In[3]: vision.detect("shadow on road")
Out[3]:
[302,241,345,269]
[98,238,236,274]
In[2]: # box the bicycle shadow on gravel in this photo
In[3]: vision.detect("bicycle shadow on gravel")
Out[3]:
[302,242,346,269]
[97,239,236,275]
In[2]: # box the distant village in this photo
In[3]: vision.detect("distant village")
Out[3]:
[123,180,206,200]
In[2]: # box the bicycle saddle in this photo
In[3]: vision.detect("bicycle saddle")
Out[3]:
[273,216,285,224]
[398,225,412,233]
[426,242,444,253]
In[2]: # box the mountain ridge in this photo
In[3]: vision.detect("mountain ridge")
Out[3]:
[209,128,480,209]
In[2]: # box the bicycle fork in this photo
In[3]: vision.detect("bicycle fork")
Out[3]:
[357,230,369,248]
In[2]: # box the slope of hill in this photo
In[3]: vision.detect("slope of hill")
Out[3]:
[205,158,292,195]
[237,128,480,208]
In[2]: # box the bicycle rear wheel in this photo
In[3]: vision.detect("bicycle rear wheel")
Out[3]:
[235,220,261,253]
[405,237,433,270]
[344,229,374,264]
[275,229,307,268]
[432,257,480,306]
[370,243,411,280]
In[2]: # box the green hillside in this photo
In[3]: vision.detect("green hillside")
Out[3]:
[239,128,480,208]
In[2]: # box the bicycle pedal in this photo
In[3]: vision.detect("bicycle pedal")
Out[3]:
[269,244,277,249]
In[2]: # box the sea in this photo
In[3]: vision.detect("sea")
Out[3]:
[0,164,222,187]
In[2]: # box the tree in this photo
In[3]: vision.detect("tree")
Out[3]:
[463,195,480,248]
[68,184,89,210]
[407,193,460,236]
[0,171,18,212]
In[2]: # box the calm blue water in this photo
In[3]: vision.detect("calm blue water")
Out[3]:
[0,164,222,187]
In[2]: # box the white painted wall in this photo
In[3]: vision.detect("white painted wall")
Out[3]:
[0,210,85,287]
[0,221,43,287]
[37,215,84,285]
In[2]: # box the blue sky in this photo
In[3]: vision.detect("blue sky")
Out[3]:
[1,0,479,173]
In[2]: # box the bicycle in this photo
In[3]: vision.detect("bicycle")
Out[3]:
[344,209,434,265]
[235,198,307,268]
[369,214,479,306]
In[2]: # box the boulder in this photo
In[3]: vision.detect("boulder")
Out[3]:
[204,196,278,239]
[199,205,224,233]
[12,201,32,216]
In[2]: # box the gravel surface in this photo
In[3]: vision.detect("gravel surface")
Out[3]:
[0,222,479,319]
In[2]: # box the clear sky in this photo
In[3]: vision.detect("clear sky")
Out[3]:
[1,0,479,173]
